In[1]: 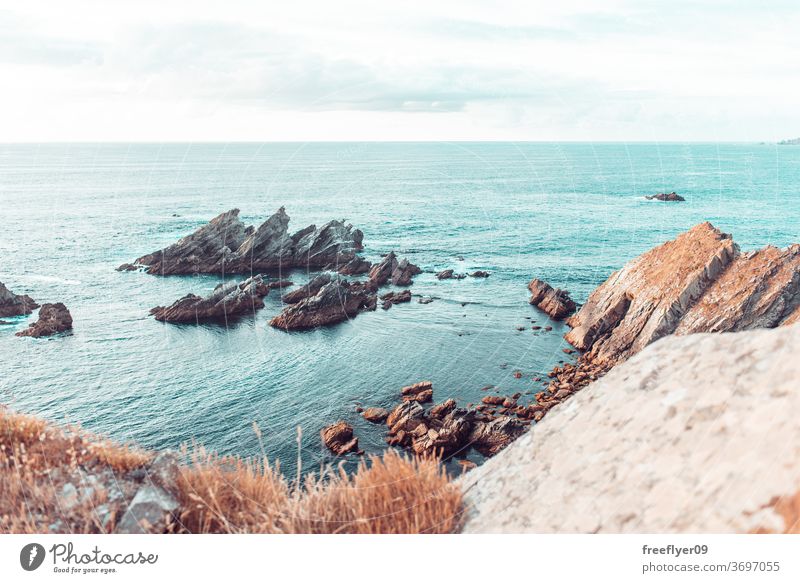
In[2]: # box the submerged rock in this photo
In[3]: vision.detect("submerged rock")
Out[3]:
[645,191,685,202]
[0,281,38,317]
[149,275,269,322]
[528,279,576,320]
[321,421,362,455]
[119,207,364,275]
[266,279,293,289]
[16,303,72,338]
[270,279,376,330]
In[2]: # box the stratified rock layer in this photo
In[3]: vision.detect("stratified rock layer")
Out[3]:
[269,279,376,330]
[0,281,38,317]
[565,222,800,365]
[461,324,800,533]
[119,208,364,275]
[16,303,73,338]
[149,276,269,322]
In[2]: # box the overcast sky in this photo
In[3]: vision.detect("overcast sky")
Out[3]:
[1,0,798,141]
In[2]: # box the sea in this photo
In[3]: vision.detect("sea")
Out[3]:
[2,142,798,475]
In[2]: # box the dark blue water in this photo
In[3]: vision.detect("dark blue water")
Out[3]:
[2,142,798,474]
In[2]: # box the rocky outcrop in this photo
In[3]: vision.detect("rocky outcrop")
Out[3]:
[119,208,364,275]
[469,271,490,278]
[528,279,576,320]
[269,279,376,330]
[266,279,293,289]
[361,408,389,423]
[565,222,800,366]
[461,323,800,533]
[0,282,38,317]
[16,303,73,338]
[436,269,465,280]
[565,223,738,366]
[149,276,269,322]
[645,191,685,201]
[281,273,332,304]
[367,252,422,286]
[321,421,362,455]
[380,290,411,310]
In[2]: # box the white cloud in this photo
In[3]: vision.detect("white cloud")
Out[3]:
[0,0,798,141]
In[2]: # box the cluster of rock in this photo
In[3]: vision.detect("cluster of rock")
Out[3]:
[645,192,685,202]
[436,269,490,280]
[527,278,576,320]
[269,252,421,330]
[320,421,363,456]
[118,207,364,275]
[0,281,38,317]
[150,276,270,322]
[15,303,73,338]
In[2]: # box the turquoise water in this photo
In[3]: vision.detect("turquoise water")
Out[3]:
[1,142,798,474]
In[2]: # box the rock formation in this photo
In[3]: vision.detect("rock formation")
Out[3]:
[269,279,376,330]
[565,222,800,366]
[469,271,490,278]
[149,275,269,322]
[16,303,73,338]
[367,252,422,286]
[436,269,465,280]
[645,191,685,201]
[119,208,364,275]
[461,323,800,533]
[380,289,411,310]
[528,278,576,320]
[361,408,389,423]
[0,281,38,317]
[336,256,372,275]
[321,421,362,455]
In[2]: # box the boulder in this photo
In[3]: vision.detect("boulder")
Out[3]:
[380,289,412,310]
[149,275,269,322]
[368,252,421,287]
[0,282,38,317]
[469,271,490,278]
[270,279,375,330]
[119,207,364,275]
[114,485,179,534]
[320,421,361,455]
[361,408,389,423]
[528,279,577,320]
[16,303,73,338]
[391,259,422,286]
[645,191,685,201]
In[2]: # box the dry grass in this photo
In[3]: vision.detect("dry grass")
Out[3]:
[174,446,463,533]
[1,407,464,534]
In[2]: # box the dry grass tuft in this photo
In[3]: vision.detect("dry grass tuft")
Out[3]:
[1,407,464,534]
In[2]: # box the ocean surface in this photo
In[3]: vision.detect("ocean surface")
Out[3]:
[2,142,799,475]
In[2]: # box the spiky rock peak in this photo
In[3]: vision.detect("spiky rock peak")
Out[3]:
[565,222,800,366]
[269,278,376,330]
[367,252,422,287]
[149,275,270,323]
[528,279,576,320]
[16,303,73,338]
[119,208,364,275]
[0,281,39,317]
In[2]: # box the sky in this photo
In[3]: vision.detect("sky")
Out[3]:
[1,0,798,142]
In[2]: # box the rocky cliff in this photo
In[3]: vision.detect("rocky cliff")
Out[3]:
[461,323,800,533]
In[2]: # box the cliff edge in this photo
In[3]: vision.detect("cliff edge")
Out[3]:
[460,323,800,533]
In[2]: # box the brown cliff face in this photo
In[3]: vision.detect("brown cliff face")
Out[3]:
[565,222,738,365]
[566,222,800,366]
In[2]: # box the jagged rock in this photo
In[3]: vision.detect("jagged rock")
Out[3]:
[400,381,433,399]
[436,269,467,280]
[0,282,39,317]
[16,303,72,338]
[368,252,421,287]
[469,271,490,278]
[336,256,372,275]
[380,289,412,310]
[281,273,331,304]
[429,398,457,419]
[115,485,179,534]
[645,191,685,201]
[149,276,269,322]
[528,279,576,320]
[320,421,361,455]
[468,416,525,456]
[269,279,375,330]
[411,409,474,458]
[386,401,426,442]
[565,222,738,365]
[362,408,389,423]
[392,259,422,285]
[119,207,363,275]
